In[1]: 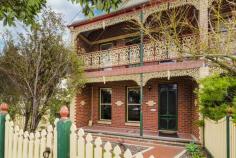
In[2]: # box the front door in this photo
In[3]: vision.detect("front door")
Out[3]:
[159,84,177,131]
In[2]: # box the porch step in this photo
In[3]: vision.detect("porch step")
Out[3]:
[84,129,199,147]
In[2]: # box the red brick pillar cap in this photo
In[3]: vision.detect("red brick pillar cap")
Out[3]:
[60,106,69,120]
[0,103,9,114]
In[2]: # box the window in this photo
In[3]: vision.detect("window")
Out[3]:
[100,88,112,120]
[125,36,140,46]
[127,87,141,122]
[100,43,113,50]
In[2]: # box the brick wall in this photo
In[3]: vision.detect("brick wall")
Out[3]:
[75,77,200,138]
[75,85,91,127]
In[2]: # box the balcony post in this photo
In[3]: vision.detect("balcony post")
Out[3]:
[139,10,144,137]
[199,0,209,49]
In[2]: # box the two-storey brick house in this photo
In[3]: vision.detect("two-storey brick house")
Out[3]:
[68,0,233,142]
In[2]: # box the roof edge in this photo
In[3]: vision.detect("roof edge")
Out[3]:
[68,1,151,28]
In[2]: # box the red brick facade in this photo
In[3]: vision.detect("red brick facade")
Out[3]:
[75,77,200,139]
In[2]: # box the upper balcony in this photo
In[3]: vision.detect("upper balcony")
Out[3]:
[69,0,235,74]
[80,35,197,70]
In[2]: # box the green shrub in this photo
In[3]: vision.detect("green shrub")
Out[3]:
[197,74,236,121]
[186,142,205,158]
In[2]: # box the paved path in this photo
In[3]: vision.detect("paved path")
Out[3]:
[143,144,184,158]
[98,135,185,158]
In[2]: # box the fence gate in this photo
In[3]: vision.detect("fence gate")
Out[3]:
[204,116,236,158]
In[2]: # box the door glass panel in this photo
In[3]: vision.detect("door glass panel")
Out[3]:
[168,90,177,115]
[160,89,167,115]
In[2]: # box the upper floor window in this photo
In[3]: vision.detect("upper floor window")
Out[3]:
[125,36,140,46]
[100,43,113,50]
[100,88,112,120]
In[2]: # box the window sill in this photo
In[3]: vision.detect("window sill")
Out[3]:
[97,120,111,125]
[125,122,140,127]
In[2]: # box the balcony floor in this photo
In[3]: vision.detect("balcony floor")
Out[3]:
[85,60,204,78]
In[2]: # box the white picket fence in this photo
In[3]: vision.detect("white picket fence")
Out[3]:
[4,114,58,158]
[4,114,155,158]
[70,124,155,158]
[205,117,236,158]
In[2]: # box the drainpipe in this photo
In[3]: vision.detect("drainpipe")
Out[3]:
[139,10,144,137]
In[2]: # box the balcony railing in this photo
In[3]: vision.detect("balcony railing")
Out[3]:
[80,36,197,70]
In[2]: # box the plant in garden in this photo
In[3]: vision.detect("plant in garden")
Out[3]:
[198,74,236,121]
[0,9,84,131]
[186,142,205,158]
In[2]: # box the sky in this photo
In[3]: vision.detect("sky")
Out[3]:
[0,0,88,51]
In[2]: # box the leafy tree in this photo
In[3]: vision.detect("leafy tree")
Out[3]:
[70,0,122,17]
[0,0,47,26]
[198,74,236,121]
[0,9,84,131]
[0,0,122,26]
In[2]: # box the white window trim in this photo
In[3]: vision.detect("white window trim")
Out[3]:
[126,87,141,123]
[100,88,112,121]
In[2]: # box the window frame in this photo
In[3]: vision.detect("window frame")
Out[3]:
[100,42,113,51]
[126,87,141,123]
[99,88,112,121]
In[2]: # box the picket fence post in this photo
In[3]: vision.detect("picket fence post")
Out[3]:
[57,106,72,158]
[77,128,85,158]
[0,103,8,158]
[94,137,103,158]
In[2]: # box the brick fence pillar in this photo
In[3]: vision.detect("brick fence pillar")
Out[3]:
[57,106,72,158]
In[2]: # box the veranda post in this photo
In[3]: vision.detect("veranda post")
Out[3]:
[0,103,9,158]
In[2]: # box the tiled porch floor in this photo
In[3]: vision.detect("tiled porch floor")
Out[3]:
[82,126,188,158]
[83,125,197,142]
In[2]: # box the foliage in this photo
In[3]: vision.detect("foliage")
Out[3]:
[70,0,122,17]
[0,9,84,131]
[186,142,205,158]
[0,0,122,26]
[194,120,205,127]
[198,74,236,121]
[0,0,46,26]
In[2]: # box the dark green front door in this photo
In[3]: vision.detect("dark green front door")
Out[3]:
[159,84,178,131]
